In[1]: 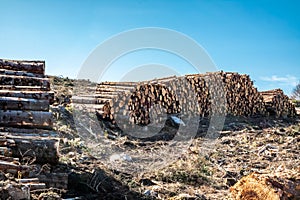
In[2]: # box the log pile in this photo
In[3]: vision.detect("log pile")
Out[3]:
[0,59,65,197]
[230,172,300,200]
[0,59,54,129]
[185,72,266,117]
[91,72,275,128]
[260,89,296,118]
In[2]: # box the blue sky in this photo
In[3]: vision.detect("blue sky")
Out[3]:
[0,0,299,95]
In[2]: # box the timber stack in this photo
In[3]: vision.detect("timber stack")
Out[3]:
[92,72,282,128]
[260,89,296,118]
[0,59,66,197]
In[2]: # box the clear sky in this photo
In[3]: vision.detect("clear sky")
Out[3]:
[0,0,299,95]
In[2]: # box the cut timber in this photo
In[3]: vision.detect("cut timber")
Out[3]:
[0,110,53,128]
[0,97,49,111]
[72,103,104,112]
[260,89,296,117]
[95,72,269,127]
[0,134,59,164]
[0,90,54,102]
[0,75,50,88]
[0,160,29,172]
[11,137,58,164]
[72,96,97,104]
[96,85,135,92]
[0,155,19,162]
[0,69,44,78]
[0,85,50,91]
[150,75,177,83]
[0,59,45,75]
[0,127,57,136]
[0,131,56,138]
[0,58,59,174]
[230,173,300,200]
[100,81,139,86]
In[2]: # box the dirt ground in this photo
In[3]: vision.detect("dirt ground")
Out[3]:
[45,76,300,199]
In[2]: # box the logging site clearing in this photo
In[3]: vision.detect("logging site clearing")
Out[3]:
[0,59,299,199]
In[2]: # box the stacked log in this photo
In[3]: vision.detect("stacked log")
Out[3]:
[0,59,54,129]
[94,81,137,122]
[0,59,45,75]
[0,59,65,198]
[260,89,296,117]
[0,59,59,161]
[93,72,269,127]
[93,77,184,126]
[185,72,266,117]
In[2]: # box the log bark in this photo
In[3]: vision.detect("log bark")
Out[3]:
[0,127,57,136]
[0,85,50,91]
[0,59,45,75]
[72,96,97,104]
[0,69,44,78]
[0,110,53,128]
[260,89,296,117]
[0,160,29,172]
[0,90,54,102]
[0,58,60,176]
[0,75,50,88]
[94,72,271,127]
[0,97,49,111]
[0,134,59,164]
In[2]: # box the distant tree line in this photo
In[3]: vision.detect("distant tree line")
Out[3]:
[292,82,300,100]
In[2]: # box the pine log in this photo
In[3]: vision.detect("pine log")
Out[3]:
[0,85,50,91]
[0,160,29,172]
[96,72,266,126]
[260,89,296,117]
[0,155,19,162]
[0,134,59,164]
[0,90,54,102]
[0,110,53,128]
[0,127,57,136]
[0,97,49,111]
[100,81,139,86]
[71,96,97,104]
[72,103,104,112]
[150,75,177,83]
[96,84,135,92]
[0,75,50,88]
[0,59,45,75]
[94,72,294,131]
[0,69,44,78]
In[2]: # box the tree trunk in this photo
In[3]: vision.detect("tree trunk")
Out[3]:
[0,59,45,75]
[0,97,49,111]
[0,75,50,89]
[0,110,53,128]
[0,90,54,102]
